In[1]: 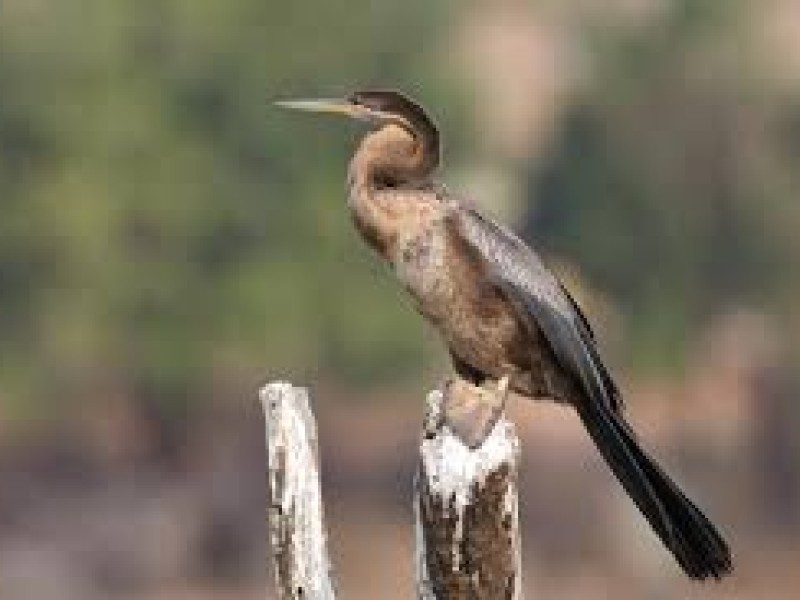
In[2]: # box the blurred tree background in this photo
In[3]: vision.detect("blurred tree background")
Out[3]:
[2,0,797,425]
[1,1,799,597]
[0,0,458,427]
[524,0,800,373]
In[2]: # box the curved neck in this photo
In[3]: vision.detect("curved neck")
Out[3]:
[348,123,439,190]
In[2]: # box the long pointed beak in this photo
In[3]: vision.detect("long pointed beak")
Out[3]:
[273,98,358,118]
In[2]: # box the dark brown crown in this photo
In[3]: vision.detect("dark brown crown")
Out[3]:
[349,90,431,125]
[349,90,440,163]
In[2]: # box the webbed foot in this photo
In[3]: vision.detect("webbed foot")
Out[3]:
[443,375,511,449]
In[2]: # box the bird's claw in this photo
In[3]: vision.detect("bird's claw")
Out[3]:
[443,375,511,449]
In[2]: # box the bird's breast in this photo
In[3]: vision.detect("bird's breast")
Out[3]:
[392,222,448,301]
[393,220,525,378]
[348,188,527,379]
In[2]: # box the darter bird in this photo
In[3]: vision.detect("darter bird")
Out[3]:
[276,90,732,580]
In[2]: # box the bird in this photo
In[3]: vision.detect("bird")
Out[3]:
[276,90,732,580]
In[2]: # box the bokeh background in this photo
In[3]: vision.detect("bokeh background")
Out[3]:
[1,0,799,598]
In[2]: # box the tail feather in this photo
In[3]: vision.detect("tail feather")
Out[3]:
[576,400,733,580]
[493,277,731,578]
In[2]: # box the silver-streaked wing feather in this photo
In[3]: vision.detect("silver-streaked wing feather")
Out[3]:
[447,202,734,577]
[449,201,622,412]
[451,202,573,315]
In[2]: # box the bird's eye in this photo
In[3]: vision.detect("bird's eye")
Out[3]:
[348,93,364,107]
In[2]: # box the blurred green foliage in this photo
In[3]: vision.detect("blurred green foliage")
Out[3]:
[0,0,455,420]
[1,0,798,422]
[525,0,800,372]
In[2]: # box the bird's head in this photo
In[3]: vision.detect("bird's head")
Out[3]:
[276,90,440,174]
[275,90,435,135]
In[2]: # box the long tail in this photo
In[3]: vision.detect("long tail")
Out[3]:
[576,398,733,579]
[494,278,731,578]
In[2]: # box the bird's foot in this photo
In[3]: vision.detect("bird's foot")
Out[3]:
[443,375,511,449]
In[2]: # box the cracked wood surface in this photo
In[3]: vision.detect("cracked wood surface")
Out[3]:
[260,382,336,600]
[260,381,523,599]
[416,387,523,600]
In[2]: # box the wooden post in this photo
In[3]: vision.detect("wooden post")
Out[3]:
[415,386,523,599]
[259,381,336,600]
[259,380,522,599]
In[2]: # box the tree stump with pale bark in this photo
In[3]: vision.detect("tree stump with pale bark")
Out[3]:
[259,380,522,600]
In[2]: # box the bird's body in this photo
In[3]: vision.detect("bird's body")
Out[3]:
[278,90,732,580]
[347,128,575,402]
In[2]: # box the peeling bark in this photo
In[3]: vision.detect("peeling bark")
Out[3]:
[415,388,522,599]
[260,382,336,600]
[259,381,523,599]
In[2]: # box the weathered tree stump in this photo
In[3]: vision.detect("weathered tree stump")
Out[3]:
[259,380,522,599]
[259,382,337,600]
[415,387,523,600]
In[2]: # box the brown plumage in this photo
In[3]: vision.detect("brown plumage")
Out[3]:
[277,90,732,580]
